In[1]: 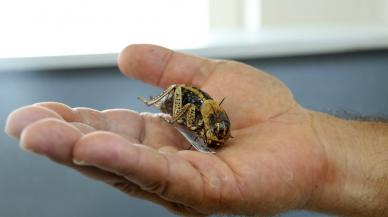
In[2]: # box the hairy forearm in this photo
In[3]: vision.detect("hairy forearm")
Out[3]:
[309,111,388,217]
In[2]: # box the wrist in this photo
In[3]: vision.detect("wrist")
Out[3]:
[308,111,388,216]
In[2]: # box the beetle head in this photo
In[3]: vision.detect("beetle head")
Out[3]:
[207,120,231,141]
[205,103,231,143]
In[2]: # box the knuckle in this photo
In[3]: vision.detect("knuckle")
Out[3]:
[140,180,169,196]
[110,180,139,195]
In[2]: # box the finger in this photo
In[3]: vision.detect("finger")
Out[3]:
[34,102,98,133]
[19,117,124,181]
[19,118,145,200]
[75,166,198,216]
[102,110,189,149]
[5,105,63,138]
[118,44,218,88]
[70,122,96,134]
[102,176,203,217]
[72,132,207,210]
[34,102,80,122]
[36,102,139,138]
[37,103,106,130]
[36,102,190,149]
[35,102,112,130]
[20,117,128,185]
[19,118,197,215]
[20,118,82,162]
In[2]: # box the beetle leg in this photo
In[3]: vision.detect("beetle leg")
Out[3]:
[138,84,176,106]
[185,105,197,130]
[172,85,182,118]
[170,103,192,123]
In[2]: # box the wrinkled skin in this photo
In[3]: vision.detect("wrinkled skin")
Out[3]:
[5,44,328,216]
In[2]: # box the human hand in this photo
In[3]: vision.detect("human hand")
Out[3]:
[4,44,342,216]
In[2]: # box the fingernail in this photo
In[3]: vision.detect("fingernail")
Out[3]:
[4,118,17,138]
[73,159,89,166]
[19,131,44,155]
[20,143,39,154]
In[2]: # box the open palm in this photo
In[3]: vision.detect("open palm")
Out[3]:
[5,45,327,216]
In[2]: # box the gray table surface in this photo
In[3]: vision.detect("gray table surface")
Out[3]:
[1,50,387,217]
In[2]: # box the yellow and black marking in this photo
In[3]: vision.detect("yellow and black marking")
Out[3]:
[138,84,231,149]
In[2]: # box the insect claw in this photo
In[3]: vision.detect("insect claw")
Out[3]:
[159,116,173,124]
[219,97,225,106]
[137,96,147,103]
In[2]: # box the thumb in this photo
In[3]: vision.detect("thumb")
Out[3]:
[118,44,215,88]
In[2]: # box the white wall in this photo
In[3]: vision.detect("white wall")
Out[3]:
[209,0,242,28]
[260,0,387,27]
[385,0,388,24]
[209,0,388,29]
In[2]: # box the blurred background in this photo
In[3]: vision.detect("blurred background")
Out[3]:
[1,0,388,216]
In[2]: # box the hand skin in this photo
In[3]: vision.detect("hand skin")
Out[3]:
[4,44,388,217]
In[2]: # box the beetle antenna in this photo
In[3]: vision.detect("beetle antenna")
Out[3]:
[219,97,225,106]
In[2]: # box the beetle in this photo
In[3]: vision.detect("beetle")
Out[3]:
[138,84,232,149]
